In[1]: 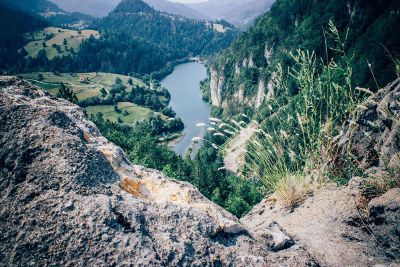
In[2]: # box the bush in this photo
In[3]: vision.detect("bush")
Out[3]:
[57,83,78,104]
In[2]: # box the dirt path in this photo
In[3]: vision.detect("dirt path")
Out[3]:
[223,122,257,173]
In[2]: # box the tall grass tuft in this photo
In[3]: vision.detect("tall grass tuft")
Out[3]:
[244,21,364,208]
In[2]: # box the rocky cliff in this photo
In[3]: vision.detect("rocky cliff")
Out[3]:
[0,76,318,266]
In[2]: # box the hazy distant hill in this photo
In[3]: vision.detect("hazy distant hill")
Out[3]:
[2,0,93,25]
[189,0,275,29]
[50,0,208,20]
[50,0,120,17]
[143,0,209,20]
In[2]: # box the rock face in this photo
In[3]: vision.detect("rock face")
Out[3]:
[242,180,399,267]
[335,78,400,169]
[210,68,224,107]
[0,76,318,266]
[368,188,400,259]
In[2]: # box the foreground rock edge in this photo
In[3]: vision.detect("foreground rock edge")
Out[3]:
[0,76,317,266]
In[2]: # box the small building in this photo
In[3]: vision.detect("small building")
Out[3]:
[79,77,89,84]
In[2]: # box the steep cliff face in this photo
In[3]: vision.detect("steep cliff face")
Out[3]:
[209,0,400,115]
[0,77,319,266]
[210,67,224,106]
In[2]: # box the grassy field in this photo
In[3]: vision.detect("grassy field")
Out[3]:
[20,72,147,101]
[23,27,100,60]
[86,102,153,124]
[20,72,167,125]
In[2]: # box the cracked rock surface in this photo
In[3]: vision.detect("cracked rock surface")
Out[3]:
[0,77,317,266]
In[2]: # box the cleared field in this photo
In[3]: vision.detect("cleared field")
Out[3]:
[20,72,147,101]
[23,27,100,60]
[86,102,152,124]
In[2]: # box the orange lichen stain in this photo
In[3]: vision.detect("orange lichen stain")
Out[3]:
[170,193,178,201]
[120,177,144,198]
[100,148,113,158]
[83,131,91,143]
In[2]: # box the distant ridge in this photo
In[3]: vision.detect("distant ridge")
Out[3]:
[143,0,209,20]
[188,0,275,29]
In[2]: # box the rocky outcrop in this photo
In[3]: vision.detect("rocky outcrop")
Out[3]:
[0,76,318,266]
[264,44,273,64]
[242,178,399,266]
[335,78,400,170]
[255,79,266,108]
[210,68,224,107]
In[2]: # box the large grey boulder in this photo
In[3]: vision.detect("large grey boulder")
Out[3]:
[335,78,400,170]
[0,76,316,266]
[368,188,400,260]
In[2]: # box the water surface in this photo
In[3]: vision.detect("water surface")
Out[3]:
[161,62,210,156]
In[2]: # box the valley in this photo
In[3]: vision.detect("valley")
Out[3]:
[1,0,399,266]
[20,72,162,124]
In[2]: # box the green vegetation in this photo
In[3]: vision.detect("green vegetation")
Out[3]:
[23,27,100,60]
[201,0,400,208]
[3,0,237,78]
[20,72,147,101]
[209,0,400,118]
[57,82,78,104]
[0,2,48,71]
[21,72,173,128]
[1,0,93,26]
[86,102,153,124]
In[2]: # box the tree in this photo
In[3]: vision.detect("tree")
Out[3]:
[57,83,78,104]
[100,87,107,97]
[115,77,123,84]
[37,73,44,81]
[128,78,133,85]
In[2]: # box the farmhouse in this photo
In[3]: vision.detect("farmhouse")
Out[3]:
[79,76,89,83]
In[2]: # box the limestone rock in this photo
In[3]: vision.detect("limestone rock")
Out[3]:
[242,183,397,266]
[368,188,400,259]
[0,76,316,266]
[210,68,224,107]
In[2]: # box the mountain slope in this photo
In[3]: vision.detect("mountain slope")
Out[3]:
[2,0,93,25]
[92,0,237,63]
[50,0,208,20]
[143,0,209,20]
[0,2,48,71]
[189,0,275,29]
[207,0,400,112]
[49,0,120,17]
